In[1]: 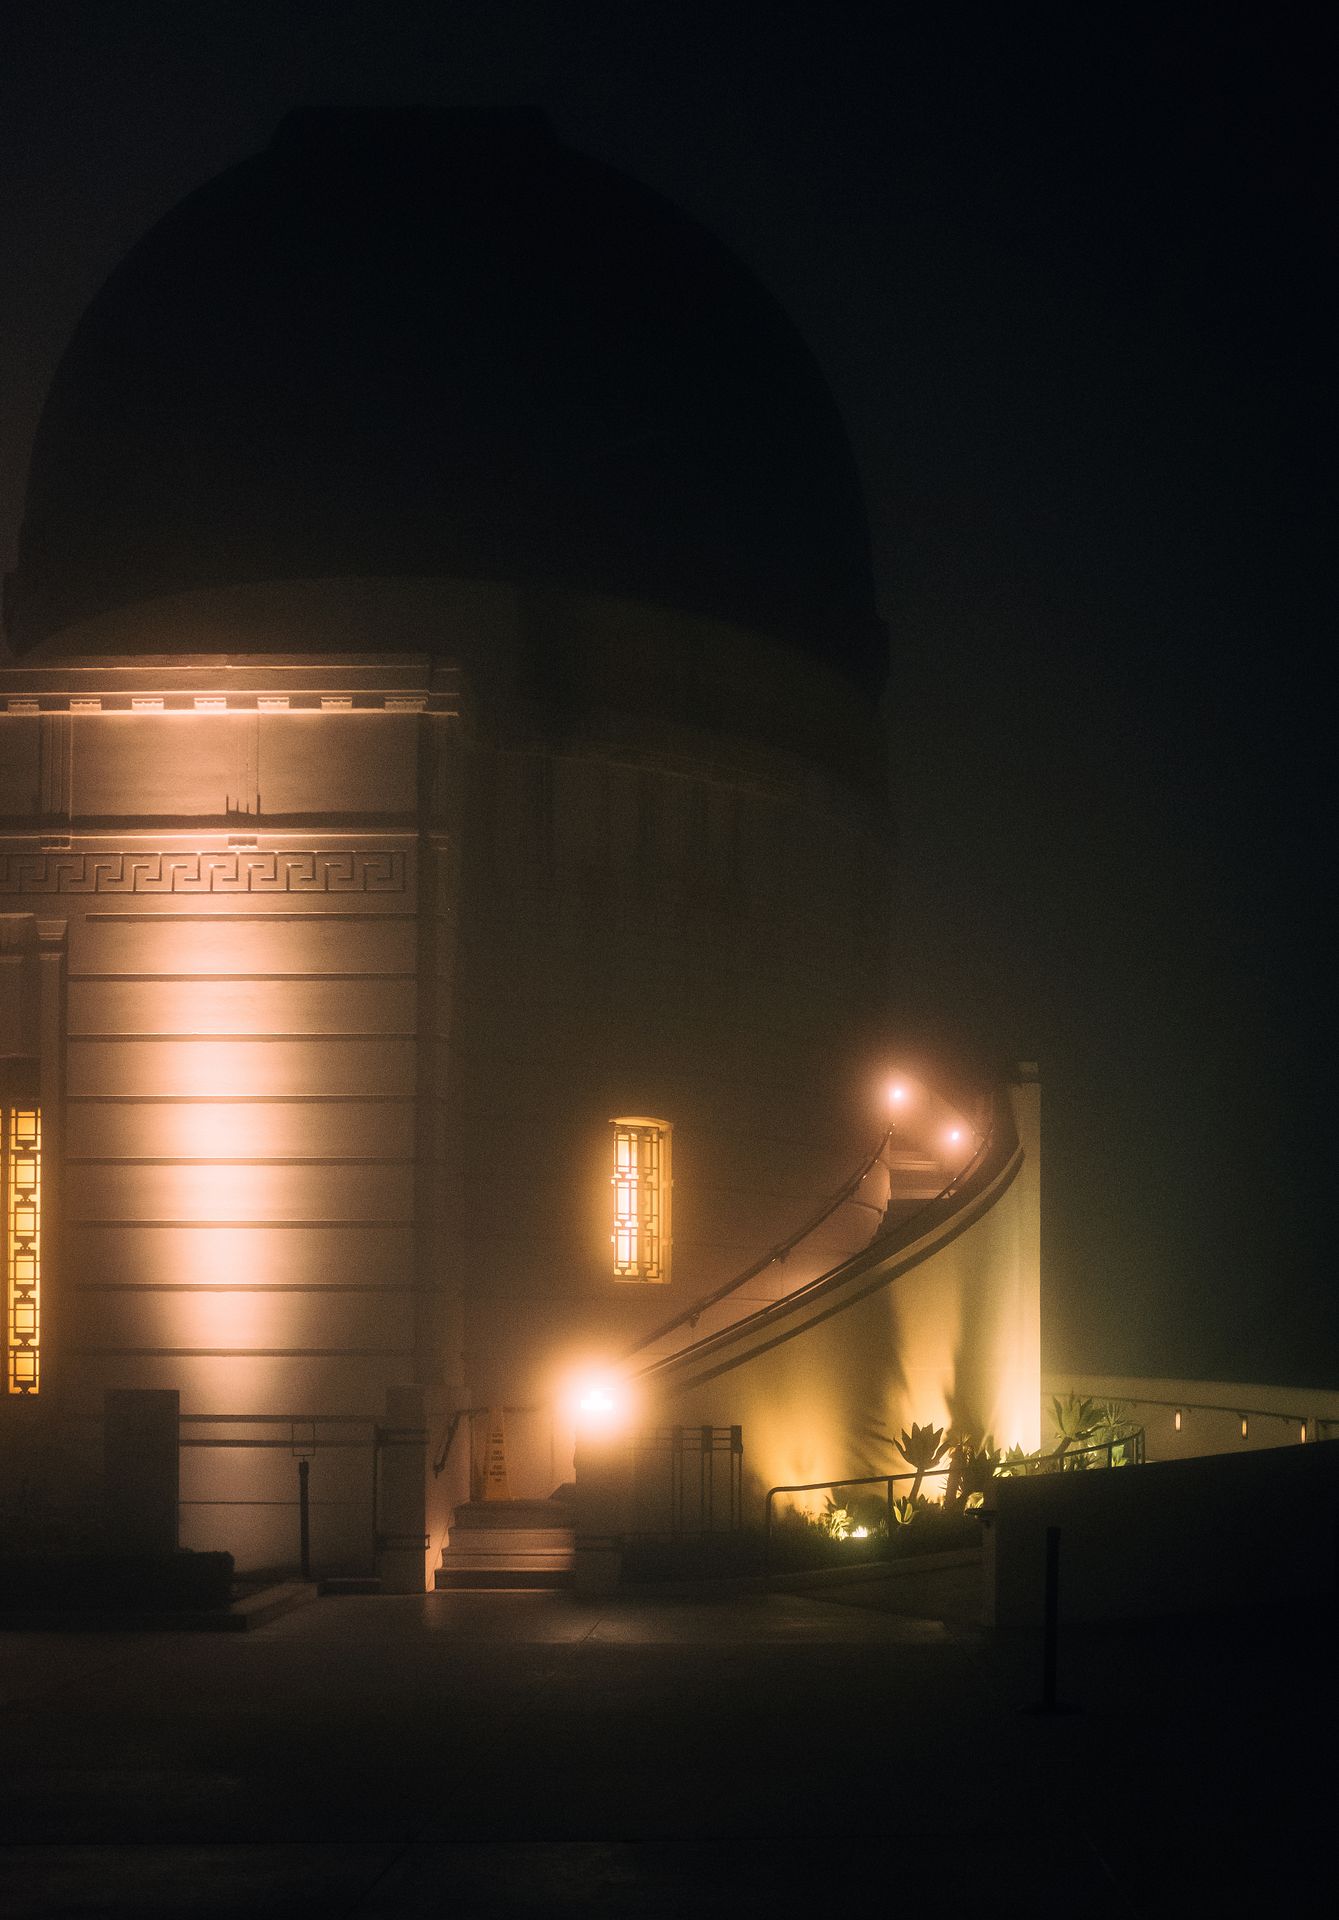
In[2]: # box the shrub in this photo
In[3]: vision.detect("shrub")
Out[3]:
[0,1550,235,1612]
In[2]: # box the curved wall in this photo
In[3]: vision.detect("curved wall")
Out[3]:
[631,1078,1042,1517]
[450,725,893,1425]
[0,577,895,1553]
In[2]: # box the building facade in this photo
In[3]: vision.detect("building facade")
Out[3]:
[1,109,1039,1582]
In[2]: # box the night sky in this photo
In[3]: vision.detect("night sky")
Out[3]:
[2,4,1331,1389]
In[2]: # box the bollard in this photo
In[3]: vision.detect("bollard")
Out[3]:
[298,1456,311,1581]
[1025,1523,1079,1715]
[1042,1524,1060,1710]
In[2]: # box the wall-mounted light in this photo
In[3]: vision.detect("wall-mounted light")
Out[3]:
[1173,1408,1182,1432]
[1240,1415,1249,1440]
[1299,1421,1308,1444]
[3,1103,42,1395]
[610,1117,671,1283]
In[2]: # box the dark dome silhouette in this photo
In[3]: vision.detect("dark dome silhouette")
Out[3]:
[6,106,885,690]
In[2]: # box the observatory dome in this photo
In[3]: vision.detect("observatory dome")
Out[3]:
[6,106,884,693]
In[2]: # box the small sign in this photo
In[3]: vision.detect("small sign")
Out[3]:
[479,1407,510,1502]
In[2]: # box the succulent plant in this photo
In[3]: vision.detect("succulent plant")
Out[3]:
[822,1496,855,1541]
[1093,1400,1133,1443]
[943,1432,1001,1507]
[1050,1393,1101,1457]
[894,1421,952,1501]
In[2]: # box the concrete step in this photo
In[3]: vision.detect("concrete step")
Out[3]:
[437,1500,576,1590]
[440,1547,574,1570]
[442,1527,574,1554]
[447,1499,573,1532]
[434,1567,574,1590]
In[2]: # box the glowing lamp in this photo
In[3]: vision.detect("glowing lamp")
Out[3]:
[1174,1409,1182,1432]
[570,1372,633,1436]
[1240,1415,1249,1440]
[889,1084,907,1106]
[1300,1422,1308,1444]
[851,1526,869,1539]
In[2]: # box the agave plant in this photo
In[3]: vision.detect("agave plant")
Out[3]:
[997,1442,1042,1478]
[1050,1393,1101,1457]
[890,1494,926,1527]
[943,1433,1001,1508]
[822,1496,855,1541]
[942,1435,970,1509]
[1094,1400,1133,1441]
[961,1437,1001,1503]
[894,1421,952,1501]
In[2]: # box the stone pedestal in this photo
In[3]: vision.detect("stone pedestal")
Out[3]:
[104,1389,178,1555]
[376,1385,428,1593]
[571,1434,632,1595]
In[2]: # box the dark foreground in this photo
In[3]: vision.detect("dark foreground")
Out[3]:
[0,1582,1329,1915]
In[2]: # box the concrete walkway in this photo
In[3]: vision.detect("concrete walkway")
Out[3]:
[0,1586,1328,1914]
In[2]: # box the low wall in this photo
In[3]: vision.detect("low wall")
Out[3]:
[986,1437,1339,1626]
[1041,1371,1339,1462]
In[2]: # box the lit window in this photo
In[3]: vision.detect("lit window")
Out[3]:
[611,1117,671,1283]
[3,1102,41,1395]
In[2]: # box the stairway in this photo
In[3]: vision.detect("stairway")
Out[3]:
[434,1499,575,1590]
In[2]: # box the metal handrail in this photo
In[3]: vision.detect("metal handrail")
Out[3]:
[762,1428,1147,1568]
[178,1413,377,1425]
[996,1428,1147,1475]
[623,1126,898,1360]
[1069,1393,1319,1439]
[175,1414,429,1579]
[633,1095,1017,1387]
[429,1402,543,1479]
[764,1463,952,1566]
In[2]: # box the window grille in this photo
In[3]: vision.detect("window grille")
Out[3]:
[611,1117,671,1283]
[4,1104,41,1394]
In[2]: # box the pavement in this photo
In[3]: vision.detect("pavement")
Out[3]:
[0,1582,1330,1915]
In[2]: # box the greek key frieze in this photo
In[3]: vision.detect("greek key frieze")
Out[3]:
[0,849,406,896]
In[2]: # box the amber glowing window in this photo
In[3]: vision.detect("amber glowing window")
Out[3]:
[4,1104,41,1394]
[611,1118,671,1283]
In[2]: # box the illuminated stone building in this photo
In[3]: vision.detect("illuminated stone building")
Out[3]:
[0,109,1039,1583]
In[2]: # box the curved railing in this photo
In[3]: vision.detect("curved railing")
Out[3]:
[622,1126,898,1361]
[633,1085,1022,1394]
